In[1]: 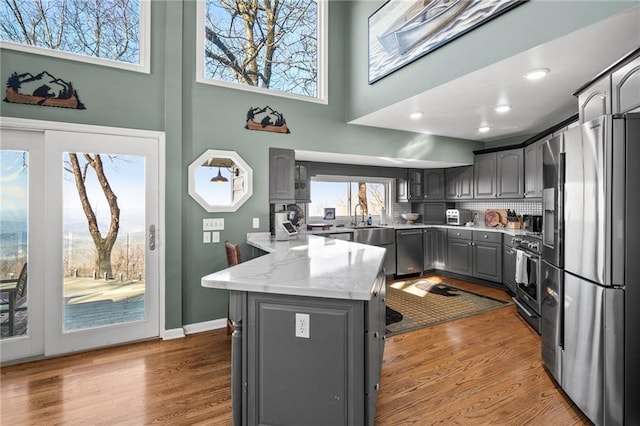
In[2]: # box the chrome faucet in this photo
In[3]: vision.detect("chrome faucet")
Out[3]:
[353,203,365,226]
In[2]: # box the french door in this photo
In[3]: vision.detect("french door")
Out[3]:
[1,123,163,362]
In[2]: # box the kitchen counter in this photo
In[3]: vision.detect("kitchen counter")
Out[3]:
[303,223,530,237]
[201,232,386,301]
[202,232,387,425]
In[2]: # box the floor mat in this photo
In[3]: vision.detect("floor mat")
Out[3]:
[385,278,511,336]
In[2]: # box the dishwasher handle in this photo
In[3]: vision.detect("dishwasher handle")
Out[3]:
[397,230,424,236]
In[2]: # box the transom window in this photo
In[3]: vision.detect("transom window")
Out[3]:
[0,0,150,73]
[196,0,327,103]
[308,176,392,221]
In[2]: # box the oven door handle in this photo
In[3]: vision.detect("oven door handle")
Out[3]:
[518,250,533,259]
[512,297,536,318]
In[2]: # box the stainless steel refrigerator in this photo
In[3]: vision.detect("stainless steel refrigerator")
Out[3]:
[559,113,640,425]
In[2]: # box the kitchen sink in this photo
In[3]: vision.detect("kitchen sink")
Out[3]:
[352,226,395,246]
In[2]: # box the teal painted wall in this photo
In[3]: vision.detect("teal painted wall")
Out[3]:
[3,1,631,329]
[347,0,639,121]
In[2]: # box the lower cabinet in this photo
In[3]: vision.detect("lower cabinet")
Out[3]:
[424,228,447,271]
[502,239,517,294]
[229,269,386,426]
[446,229,502,283]
[446,235,473,276]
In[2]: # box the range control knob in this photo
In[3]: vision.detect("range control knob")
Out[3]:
[528,242,540,251]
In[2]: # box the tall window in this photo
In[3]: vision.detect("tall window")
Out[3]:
[308,176,392,220]
[0,0,150,73]
[197,0,327,103]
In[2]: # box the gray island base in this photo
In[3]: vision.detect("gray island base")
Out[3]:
[202,233,387,426]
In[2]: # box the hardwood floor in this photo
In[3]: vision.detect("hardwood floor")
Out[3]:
[1,276,590,425]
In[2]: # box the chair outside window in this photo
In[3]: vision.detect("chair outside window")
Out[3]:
[1,263,28,337]
[224,242,241,335]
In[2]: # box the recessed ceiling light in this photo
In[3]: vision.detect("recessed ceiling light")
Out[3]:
[495,104,512,113]
[524,68,550,80]
[478,126,490,133]
[409,111,423,120]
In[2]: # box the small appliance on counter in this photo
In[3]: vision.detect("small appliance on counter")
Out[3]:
[274,212,297,241]
[446,209,472,226]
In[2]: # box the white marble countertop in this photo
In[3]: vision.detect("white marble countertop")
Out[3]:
[201,233,386,301]
[304,223,529,237]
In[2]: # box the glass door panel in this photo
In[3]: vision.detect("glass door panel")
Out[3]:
[44,130,159,357]
[1,150,29,338]
[0,129,45,363]
[62,153,147,332]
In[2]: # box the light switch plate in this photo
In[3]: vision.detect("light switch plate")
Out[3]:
[203,218,224,231]
[211,231,220,243]
[203,231,211,244]
[253,218,259,228]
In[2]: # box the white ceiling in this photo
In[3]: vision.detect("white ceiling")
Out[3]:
[351,6,640,143]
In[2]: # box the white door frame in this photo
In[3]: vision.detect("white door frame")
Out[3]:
[0,117,167,360]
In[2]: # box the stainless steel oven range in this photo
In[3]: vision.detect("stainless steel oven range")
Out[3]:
[511,232,542,333]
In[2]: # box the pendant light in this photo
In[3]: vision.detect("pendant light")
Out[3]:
[211,167,228,183]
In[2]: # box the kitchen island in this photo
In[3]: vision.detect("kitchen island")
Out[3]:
[202,233,387,426]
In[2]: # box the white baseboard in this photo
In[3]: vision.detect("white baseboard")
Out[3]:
[162,328,186,340]
[183,318,227,335]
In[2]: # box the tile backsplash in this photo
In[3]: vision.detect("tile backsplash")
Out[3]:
[456,201,542,218]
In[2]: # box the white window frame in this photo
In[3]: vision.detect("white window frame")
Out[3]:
[195,0,328,104]
[308,175,394,221]
[0,1,151,74]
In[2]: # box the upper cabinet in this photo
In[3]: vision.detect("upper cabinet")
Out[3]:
[524,140,544,199]
[577,75,611,123]
[424,169,445,200]
[445,166,473,200]
[474,148,523,199]
[294,162,311,202]
[407,169,424,200]
[397,168,445,202]
[473,153,497,199]
[269,147,295,203]
[612,55,640,114]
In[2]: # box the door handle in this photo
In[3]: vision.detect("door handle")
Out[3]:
[149,224,156,251]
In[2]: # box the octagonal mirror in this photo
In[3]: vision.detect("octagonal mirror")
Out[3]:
[188,149,253,212]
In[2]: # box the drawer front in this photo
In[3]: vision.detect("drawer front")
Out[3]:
[473,230,502,243]
[447,228,472,240]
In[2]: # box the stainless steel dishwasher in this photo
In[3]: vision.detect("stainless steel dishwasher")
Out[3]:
[396,229,424,276]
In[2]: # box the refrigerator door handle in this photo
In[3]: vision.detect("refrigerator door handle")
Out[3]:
[558,151,565,265]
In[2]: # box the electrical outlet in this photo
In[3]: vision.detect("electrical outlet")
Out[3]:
[253,217,260,228]
[295,313,310,338]
[203,232,211,244]
[211,231,220,243]
[203,218,224,231]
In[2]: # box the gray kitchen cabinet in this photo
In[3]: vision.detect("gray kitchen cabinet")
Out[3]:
[446,229,502,283]
[447,234,473,276]
[446,229,473,276]
[396,175,408,202]
[473,153,497,198]
[269,148,295,203]
[502,235,517,294]
[524,140,544,198]
[577,74,611,123]
[496,148,524,198]
[230,269,386,426]
[475,149,523,199]
[612,54,640,114]
[294,162,311,202]
[424,228,447,271]
[445,165,473,200]
[472,231,502,283]
[407,169,424,200]
[423,169,445,200]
